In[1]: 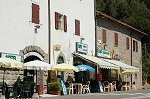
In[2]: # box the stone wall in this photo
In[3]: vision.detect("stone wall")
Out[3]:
[96,16,143,88]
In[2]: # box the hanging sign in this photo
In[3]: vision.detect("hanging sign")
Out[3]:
[97,49,110,58]
[76,42,88,54]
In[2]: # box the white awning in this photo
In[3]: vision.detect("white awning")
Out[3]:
[102,59,140,73]
[74,53,119,70]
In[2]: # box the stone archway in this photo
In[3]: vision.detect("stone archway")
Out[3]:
[19,45,48,62]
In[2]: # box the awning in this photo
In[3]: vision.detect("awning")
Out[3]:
[74,53,119,70]
[102,58,140,73]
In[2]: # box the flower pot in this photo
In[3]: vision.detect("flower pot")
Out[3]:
[49,91,61,95]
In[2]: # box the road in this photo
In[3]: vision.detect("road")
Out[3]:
[36,89,150,99]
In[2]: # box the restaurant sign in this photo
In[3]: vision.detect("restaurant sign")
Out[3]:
[0,52,22,61]
[76,42,88,54]
[97,49,110,58]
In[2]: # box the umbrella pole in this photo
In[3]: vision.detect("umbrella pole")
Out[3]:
[36,70,37,85]
[2,69,5,95]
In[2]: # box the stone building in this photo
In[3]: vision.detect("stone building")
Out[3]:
[96,11,146,89]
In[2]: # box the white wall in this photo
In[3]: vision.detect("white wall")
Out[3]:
[50,0,95,65]
[0,0,48,55]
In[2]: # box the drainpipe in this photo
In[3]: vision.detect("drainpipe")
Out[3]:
[48,0,51,93]
[94,0,98,79]
[130,31,133,88]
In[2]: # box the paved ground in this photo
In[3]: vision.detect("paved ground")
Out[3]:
[35,89,150,99]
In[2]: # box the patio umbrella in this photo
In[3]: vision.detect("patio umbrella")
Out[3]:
[0,57,23,69]
[76,64,95,72]
[0,57,23,91]
[52,63,79,72]
[24,60,52,70]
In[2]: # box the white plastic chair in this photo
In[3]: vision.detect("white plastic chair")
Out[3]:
[111,81,117,92]
[66,82,74,95]
[82,81,90,94]
[103,81,110,92]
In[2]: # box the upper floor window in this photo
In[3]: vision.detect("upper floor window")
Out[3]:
[114,33,118,47]
[32,3,39,24]
[133,40,138,52]
[102,29,106,43]
[55,12,67,32]
[126,37,130,49]
[75,19,80,36]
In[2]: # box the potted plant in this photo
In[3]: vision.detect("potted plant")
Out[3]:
[36,83,45,95]
[48,82,61,95]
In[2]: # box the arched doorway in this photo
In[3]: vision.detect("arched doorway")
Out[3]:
[24,55,41,82]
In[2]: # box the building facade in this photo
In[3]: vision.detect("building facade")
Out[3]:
[50,0,95,81]
[96,12,146,89]
[0,0,95,85]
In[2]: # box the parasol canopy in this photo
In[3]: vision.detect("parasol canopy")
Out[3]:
[0,57,23,69]
[76,64,95,71]
[52,63,79,72]
[24,60,52,70]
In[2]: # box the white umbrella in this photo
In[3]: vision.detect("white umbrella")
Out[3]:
[0,57,23,69]
[52,63,79,72]
[24,60,52,70]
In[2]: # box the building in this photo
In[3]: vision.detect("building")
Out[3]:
[50,0,95,81]
[0,0,95,86]
[96,11,146,89]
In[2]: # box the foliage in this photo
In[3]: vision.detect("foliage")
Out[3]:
[48,82,61,91]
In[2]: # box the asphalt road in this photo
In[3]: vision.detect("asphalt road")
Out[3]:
[36,89,150,99]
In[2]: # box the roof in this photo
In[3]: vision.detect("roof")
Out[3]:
[96,11,147,35]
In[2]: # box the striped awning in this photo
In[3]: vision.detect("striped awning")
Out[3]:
[102,58,140,73]
[74,53,119,70]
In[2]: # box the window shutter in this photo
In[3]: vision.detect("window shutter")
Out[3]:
[126,37,129,49]
[102,29,106,43]
[133,40,135,52]
[114,33,118,47]
[136,41,138,52]
[64,15,67,32]
[55,12,59,29]
[32,3,39,24]
[75,19,80,36]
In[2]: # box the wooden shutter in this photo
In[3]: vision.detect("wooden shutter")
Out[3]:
[102,29,106,43]
[32,3,39,24]
[136,41,138,52]
[133,40,135,52]
[55,12,59,29]
[75,19,80,36]
[114,33,118,47]
[126,37,129,49]
[64,15,67,32]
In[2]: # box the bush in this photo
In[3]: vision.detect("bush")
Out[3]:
[48,82,61,92]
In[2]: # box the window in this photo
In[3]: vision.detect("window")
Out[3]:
[102,29,106,43]
[55,12,67,32]
[114,33,118,47]
[133,40,138,52]
[32,3,39,24]
[75,19,80,36]
[126,37,129,49]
